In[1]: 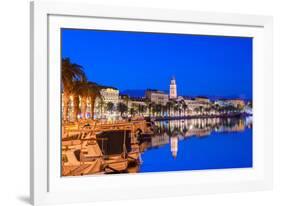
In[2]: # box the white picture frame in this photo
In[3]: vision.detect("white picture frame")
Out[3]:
[30,0,273,205]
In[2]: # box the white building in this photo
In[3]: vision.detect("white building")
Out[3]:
[128,98,148,116]
[169,77,177,99]
[95,86,120,119]
[100,86,119,105]
[184,98,211,115]
[215,99,245,108]
[214,100,232,107]
[145,89,169,105]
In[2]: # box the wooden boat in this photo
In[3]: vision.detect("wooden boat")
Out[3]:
[127,143,140,165]
[62,133,105,176]
[96,130,131,173]
[103,155,128,173]
[126,165,140,173]
[62,127,142,175]
[62,144,104,176]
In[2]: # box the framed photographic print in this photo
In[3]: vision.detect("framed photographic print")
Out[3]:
[30,0,273,205]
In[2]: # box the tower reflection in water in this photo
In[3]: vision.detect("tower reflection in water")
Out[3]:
[141,117,253,158]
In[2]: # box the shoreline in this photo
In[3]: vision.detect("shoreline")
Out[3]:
[152,113,252,121]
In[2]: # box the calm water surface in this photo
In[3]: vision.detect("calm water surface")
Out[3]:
[139,117,253,173]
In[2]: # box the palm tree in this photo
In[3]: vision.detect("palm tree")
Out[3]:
[145,101,153,117]
[151,103,157,117]
[166,102,172,117]
[88,82,101,120]
[214,104,220,115]
[182,102,188,116]
[117,102,128,117]
[137,104,141,115]
[204,107,211,116]
[98,98,105,118]
[170,101,176,116]
[178,101,184,116]
[71,80,103,121]
[122,95,130,108]
[148,103,152,117]
[130,108,136,116]
[78,81,90,120]
[138,104,146,115]
[174,103,180,117]
[162,104,167,117]
[179,107,183,117]
[147,102,156,117]
[61,58,85,122]
[194,107,200,115]
[107,102,114,114]
[71,81,85,121]
[155,104,162,116]
[199,106,204,115]
[71,88,80,121]
[143,105,147,115]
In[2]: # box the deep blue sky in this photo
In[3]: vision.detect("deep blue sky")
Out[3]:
[62,29,252,100]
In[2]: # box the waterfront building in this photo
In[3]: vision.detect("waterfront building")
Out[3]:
[184,98,211,115]
[145,89,169,105]
[93,86,120,119]
[244,105,253,115]
[99,86,119,105]
[215,99,245,110]
[195,96,210,103]
[226,99,245,108]
[119,94,130,104]
[62,73,248,121]
[118,95,148,117]
[214,100,233,107]
[129,97,148,116]
[119,94,129,104]
[93,96,105,119]
[169,77,177,99]
[170,95,185,103]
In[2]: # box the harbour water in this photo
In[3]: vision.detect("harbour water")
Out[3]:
[138,117,253,173]
[62,116,253,175]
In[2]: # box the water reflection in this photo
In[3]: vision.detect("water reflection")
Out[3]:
[140,116,253,158]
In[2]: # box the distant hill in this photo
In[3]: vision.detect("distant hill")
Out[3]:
[121,90,146,98]
[121,89,170,98]
[183,95,252,102]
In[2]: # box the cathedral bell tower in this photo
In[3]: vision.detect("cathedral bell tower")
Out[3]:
[169,76,177,99]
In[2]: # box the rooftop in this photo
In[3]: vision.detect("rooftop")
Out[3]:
[146,89,166,94]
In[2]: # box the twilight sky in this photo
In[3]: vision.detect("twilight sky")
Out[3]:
[61,29,252,100]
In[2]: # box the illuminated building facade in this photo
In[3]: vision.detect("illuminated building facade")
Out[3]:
[145,89,169,105]
[169,77,177,99]
[100,86,119,105]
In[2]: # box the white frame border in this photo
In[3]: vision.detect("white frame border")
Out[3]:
[30,0,273,205]
[48,12,264,197]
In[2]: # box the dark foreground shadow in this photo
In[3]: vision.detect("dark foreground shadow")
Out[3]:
[17,196,30,205]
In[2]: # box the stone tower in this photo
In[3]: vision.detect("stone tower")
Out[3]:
[169,76,177,99]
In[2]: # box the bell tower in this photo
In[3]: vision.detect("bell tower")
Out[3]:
[169,76,177,99]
